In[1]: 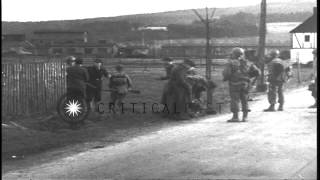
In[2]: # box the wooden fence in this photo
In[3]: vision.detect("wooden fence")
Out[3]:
[2,59,66,116]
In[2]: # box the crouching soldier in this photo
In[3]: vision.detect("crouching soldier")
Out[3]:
[164,59,196,119]
[222,47,260,122]
[109,65,133,109]
[186,74,217,115]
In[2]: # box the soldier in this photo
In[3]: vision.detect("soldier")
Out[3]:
[86,59,110,111]
[164,59,196,119]
[264,49,292,111]
[309,49,317,108]
[222,47,261,122]
[159,57,175,80]
[186,74,217,115]
[245,49,258,103]
[66,57,89,99]
[109,64,133,108]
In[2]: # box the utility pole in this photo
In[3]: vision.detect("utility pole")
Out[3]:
[256,0,267,92]
[192,7,217,110]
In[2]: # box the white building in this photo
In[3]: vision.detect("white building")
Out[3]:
[290,7,317,64]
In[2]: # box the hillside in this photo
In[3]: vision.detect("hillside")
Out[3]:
[1,0,316,42]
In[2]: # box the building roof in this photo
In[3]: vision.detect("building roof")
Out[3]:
[34,30,88,34]
[290,10,317,33]
[46,42,117,47]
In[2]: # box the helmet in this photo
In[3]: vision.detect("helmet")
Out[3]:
[269,49,280,58]
[66,56,76,64]
[231,47,244,59]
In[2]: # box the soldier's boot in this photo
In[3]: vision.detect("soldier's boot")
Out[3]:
[227,112,240,122]
[264,104,275,112]
[242,111,248,122]
[278,104,284,111]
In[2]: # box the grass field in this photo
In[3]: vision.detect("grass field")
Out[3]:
[2,63,314,168]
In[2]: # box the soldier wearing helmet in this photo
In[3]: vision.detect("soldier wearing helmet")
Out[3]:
[309,49,317,108]
[161,58,197,120]
[66,57,89,99]
[109,64,133,109]
[222,47,261,122]
[66,56,76,67]
[264,49,291,111]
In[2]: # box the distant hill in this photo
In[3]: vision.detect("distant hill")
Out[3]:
[1,0,316,42]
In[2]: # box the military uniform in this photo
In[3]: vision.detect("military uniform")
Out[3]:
[223,58,260,121]
[109,72,133,107]
[160,61,175,80]
[66,65,89,98]
[265,58,291,110]
[162,60,195,119]
[86,66,109,102]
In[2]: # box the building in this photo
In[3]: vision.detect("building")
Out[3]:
[2,34,34,55]
[48,43,118,57]
[31,30,88,45]
[30,30,119,57]
[290,7,317,64]
[161,44,290,59]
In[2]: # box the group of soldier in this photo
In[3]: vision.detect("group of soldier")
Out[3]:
[159,47,297,122]
[65,46,316,121]
[65,57,132,112]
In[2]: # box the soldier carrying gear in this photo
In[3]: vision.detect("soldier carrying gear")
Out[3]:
[160,57,175,80]
[264,49,292,112]
[222,47,261,122]
[66,57,89,99]
[86,58,110,111]
[169,58,196,104]
[109,64,133,108]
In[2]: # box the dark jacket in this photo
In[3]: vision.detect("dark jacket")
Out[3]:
[66,65,89,96]
[86,66,109,89]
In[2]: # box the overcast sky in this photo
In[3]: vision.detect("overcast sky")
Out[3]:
[1,0,308,22]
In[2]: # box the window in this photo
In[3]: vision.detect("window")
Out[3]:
[305,35,310,42]
[84,48,93,54]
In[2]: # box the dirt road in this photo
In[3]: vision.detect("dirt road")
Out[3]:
[3,87,317,179]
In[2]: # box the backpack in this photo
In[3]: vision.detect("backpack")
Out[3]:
[111,73,127,86]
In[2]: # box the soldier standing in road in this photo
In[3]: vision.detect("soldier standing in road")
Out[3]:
[109,64,133,109]
[66,57,89,99]
[264,49,292,111]
[86,59,110,111]
[309,49,317,108]
[222,48,261,122]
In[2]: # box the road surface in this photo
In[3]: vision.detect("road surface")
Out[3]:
[3,88,317,179]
